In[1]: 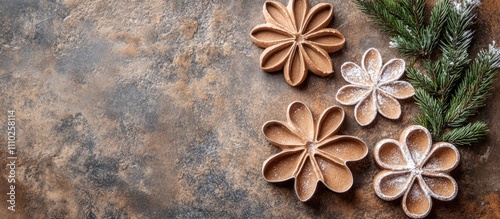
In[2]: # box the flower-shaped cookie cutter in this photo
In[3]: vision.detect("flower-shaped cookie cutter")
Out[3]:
[250,0,345,86]
[262,101,368,201]
[373,125,460,218]
[336,48,415,126]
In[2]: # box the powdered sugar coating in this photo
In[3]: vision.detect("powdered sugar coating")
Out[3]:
[336,48,415,126]
[373,125,460,218]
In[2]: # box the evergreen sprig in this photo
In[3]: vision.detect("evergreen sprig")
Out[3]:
[353,0,500,146]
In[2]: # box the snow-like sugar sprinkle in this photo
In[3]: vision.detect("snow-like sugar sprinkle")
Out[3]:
[319,159,327,170]
[408,183,424,201]
[453,0,481,12]
[293,106,302,114]
[381,145,407,166]
[378,83,398,94]
[411,168,423,175]
[299,167,314,192]
[488,41,500,68]
[423,177,446,191]
[489,41,500,55]
[389,41,399,48]
[365,58,379,80]
[464,0,481,5]
[405,25,412,34]
[341,87,371,103]
[388,175,407,186]
[344,64,368,83]
[408,147,423,165]
[423,158,443,169]
[359,96,375,114]
[377,92,388,105]
[380,174,409,191]
[453,2,464,11]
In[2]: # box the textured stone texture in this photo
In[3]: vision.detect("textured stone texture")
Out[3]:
[0,0,499,218]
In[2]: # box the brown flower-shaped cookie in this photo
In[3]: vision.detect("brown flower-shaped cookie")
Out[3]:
[262,101,367,201]
[250,0,345,86]
[373,125,460,218]
[336,48,415,126]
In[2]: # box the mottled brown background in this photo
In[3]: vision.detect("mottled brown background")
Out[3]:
[0,0,499,218]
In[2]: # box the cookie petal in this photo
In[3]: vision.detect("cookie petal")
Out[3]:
[260,41,294,72]
[376,91,401,120]
[341,62,371,86]
[287,101,314,141]
[378,81,415,99]
[263,1,295,32]
[401,126,432,166]
[402,178,432,218]
[305,28,345,53]
[263,120,305,148]
[284,44,308,86]
[422,173,458,201]
[262,150,306,182]
[379,58,406,83]
[250,24,294,48]
[287,0,308,32]
[336,85,371,106]
[295,156,320,201]
[423,142,460,172]
[362,48,382,83]
[300,43,333,76]
[374,139,412,170]
[354,93,377,126]
[303,3,334,34]
[315,105,344,141]
[317,135,368,163]
[374,170,412,201]
[316,154,353,193]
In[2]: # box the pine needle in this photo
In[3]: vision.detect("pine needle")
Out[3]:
[446,45,500,127]
[440,122,488,146]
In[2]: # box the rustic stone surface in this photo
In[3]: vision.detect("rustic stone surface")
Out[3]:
[0,0,499,218]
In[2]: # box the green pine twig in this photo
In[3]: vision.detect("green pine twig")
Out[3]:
[413,88,444,138]
[353,0,449,58]
[445,45,500,127]
[440,122,488,146]
[406,66,437,94]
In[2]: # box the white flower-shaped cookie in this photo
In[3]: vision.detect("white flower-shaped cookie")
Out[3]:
[336,48,415,126]
[373,125,460,218]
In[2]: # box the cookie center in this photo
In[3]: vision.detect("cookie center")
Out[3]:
[305,141,317,155]
[294,33,305,44]
[412,168,423,175]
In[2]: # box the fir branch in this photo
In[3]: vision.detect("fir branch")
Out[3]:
[353,0,413,38]
[406,0,426,28]
[440,122,488,146]
[378,0,419,28]
[354,0,500,146]
[406,66,437,94]
[408,0,479,138]
[428,0,450,35]
[445,45,500,127]
[413,88,444,137]
[419,0,450,57]
[427,0,485,140]
[353,0,448,58]
[415,114,431,129]
[435,1,475,101]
